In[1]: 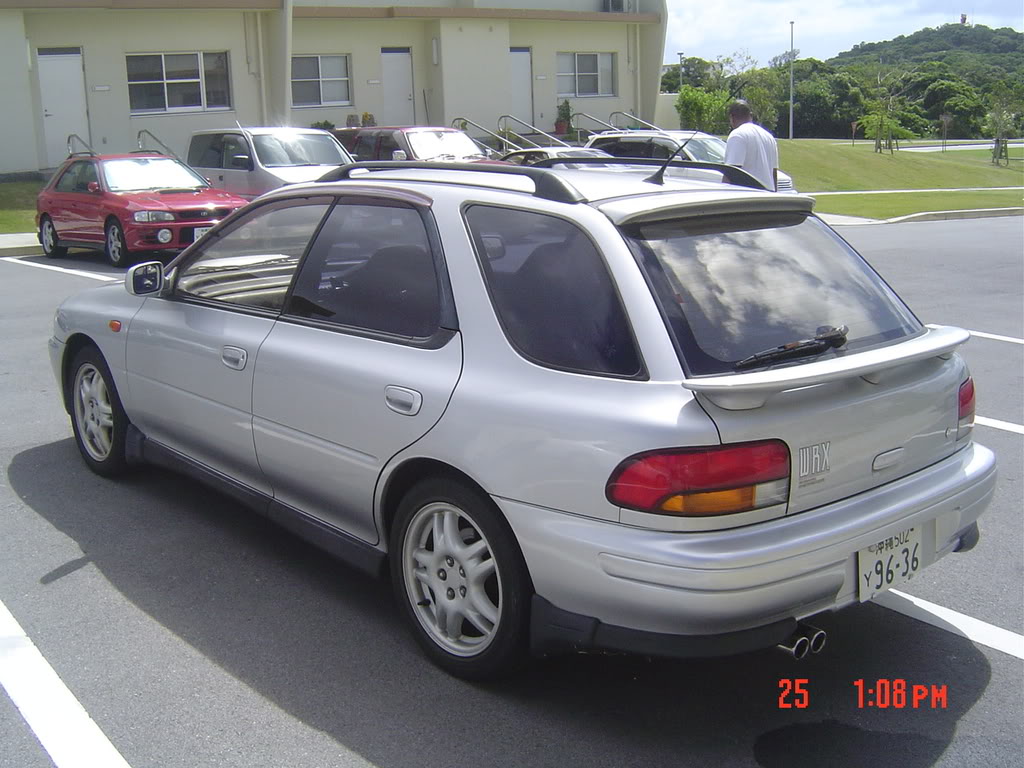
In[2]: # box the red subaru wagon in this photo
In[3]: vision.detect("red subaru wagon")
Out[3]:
[37,152,249,267]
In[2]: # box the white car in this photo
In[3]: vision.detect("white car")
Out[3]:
[585,130,797,192]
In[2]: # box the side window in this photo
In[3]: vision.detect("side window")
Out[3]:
[54,162,83,193]
[188,134,223,168]
[175,198,332,311]
[352,133,377,160]
[286,200,440,338]
[76,162,99,190]
[650,141,675,160]
[221,134,250,168]
[465,205,641,377]
[377,131,401,159]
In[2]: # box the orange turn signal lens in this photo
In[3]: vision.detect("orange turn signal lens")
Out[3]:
[660,487,756,516]
[108,320,122,332]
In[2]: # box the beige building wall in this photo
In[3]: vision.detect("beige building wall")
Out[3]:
[0,11,40,173]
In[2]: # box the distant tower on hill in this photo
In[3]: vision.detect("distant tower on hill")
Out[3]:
[960,13,968,24]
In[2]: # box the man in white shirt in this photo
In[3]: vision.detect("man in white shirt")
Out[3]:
[724,100,779,191]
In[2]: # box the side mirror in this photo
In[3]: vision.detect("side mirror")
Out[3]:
[391,149,408,161]
[231,154,252,170]
[126,261,164,296]
[87,181,101,193]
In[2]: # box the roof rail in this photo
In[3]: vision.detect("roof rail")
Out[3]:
[608,112,661,131]
[66,134,96,157]
[528,156,766,190]
[316,161,587,204]
[135,129,183,161]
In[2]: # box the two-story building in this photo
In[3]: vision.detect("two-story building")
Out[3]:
[0,0,666,174]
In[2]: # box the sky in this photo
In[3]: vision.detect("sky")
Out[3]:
[663,0,1024,67]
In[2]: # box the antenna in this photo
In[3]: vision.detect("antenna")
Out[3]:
[644,133,698,185]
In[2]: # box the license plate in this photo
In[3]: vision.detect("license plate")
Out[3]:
[857,527,922,601]
[193,225,213,241]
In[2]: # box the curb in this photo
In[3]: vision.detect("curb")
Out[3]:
[885,207,1023,224]
[2,244,43,257]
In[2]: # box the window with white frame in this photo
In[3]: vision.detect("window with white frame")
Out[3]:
[291,55,353,107]
[126,52,231,113]
[556,52,616,97]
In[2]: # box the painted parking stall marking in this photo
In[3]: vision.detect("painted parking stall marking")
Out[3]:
[976,416,1024,436]
[0,256,119,282]
[969,329,1024,345]
[0,598,133,768]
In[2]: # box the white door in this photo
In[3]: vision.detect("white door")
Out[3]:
[380,48,415,125]
[510,48,534,126]
[38,49,90,168]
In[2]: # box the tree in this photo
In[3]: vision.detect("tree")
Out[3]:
[922,79,986,137]
[660,67,681,93]
[675,86,731,134]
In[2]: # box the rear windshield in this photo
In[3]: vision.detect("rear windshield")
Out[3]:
[621,213,921,376]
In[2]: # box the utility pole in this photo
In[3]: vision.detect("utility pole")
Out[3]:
[677,51,684,87]
[789,21,795,139]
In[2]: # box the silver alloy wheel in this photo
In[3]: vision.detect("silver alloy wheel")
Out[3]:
[402,501,502,657]
[42,218,56,252]
[73,363,115,461]
[106,223,123,265]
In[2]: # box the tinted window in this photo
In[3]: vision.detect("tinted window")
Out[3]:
[622,213,922,376]
[465,206,641,377]
[188,134,223,168]
[176,199,332,310]
[286,200,440,337]
[352,133,377,160]
[54,162,85,193]
[377,131,401,159]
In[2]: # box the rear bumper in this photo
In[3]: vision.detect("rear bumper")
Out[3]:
[496,442,996,655]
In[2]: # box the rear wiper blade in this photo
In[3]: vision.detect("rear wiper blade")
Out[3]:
[734,325,849,370]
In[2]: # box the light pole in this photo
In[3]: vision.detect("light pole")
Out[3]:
[789,21,795,139]
[677,51,684,87]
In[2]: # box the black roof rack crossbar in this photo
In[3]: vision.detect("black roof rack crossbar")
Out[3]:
[316,161,587,204]
[528,156,767,191]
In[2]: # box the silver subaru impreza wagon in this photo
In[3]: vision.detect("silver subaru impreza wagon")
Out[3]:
[49,158,996,679]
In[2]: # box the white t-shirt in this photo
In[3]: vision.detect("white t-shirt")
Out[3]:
[724,121,779,191]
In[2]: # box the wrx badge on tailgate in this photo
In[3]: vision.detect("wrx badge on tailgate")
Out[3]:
[798,441,830,487]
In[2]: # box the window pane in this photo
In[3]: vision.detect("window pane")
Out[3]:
[129,82,166,112]
[556,75,576,96]
[165,53,200,80]
[287,203,439,337]
[126,54,162,82]
[54,163,82,193]
[291,56,320,80]
[292,80,321,106]
[599,53,614,94]
[466,205,641,376]
[322,79,350,103]
[576,53,599,75]
[178,201,332,310]
[167,81,202,108]
[203,52,231,108]
[556,52,575,74]
[577,74,599,96]
[321,55,347,78]
[188,134,221,168]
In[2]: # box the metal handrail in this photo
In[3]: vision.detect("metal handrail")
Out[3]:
[570,112,616,133]
[66,134,96,156]
[135,129,183,161]
[497,115,570,148]
[451,117,523,153]
[608,111,661,131]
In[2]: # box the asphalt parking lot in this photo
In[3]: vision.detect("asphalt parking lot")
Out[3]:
[0,216,1021,768]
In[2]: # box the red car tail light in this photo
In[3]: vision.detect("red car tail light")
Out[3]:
[606,440,791,517]
[957,377,975,441]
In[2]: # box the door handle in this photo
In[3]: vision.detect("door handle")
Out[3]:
[221,346,248,370]
[385,386,422,416]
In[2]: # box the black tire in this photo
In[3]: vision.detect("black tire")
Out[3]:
[40,215,67,258]
[68,345,130,477]
[104,219,131,268]
[390,478,532,680]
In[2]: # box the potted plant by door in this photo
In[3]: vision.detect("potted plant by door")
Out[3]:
[555,99,572,134]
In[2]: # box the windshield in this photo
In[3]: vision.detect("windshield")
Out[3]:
[102,157,208,192]
[252,133,350,167]
[683,136,726,163]
[406,130,484,161]
[622,213,921,376]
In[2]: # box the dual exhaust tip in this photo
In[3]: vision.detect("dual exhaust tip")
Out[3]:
[776,622,827,660]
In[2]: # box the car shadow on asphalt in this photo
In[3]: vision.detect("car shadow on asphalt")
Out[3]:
[8,440,994,768]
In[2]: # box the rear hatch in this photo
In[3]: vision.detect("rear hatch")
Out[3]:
[610,201,971,515]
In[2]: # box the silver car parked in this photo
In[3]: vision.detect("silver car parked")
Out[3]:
[49,159,996,680]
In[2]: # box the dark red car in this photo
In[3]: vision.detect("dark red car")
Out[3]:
[37,152,249,267]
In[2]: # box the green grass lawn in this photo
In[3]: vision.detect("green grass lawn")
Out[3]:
[778,139,1024,193]
[813,189,1023,219]
[0,181,43,235]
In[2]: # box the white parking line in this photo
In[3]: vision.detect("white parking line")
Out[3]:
[976,416,1024,435]
[875,590,1024,660]
[0,599,132,768]
[969,330,1024,345]
[0,256,119,282]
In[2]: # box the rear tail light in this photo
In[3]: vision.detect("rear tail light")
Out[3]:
[606,440,790,517]
[957,377,975,441]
